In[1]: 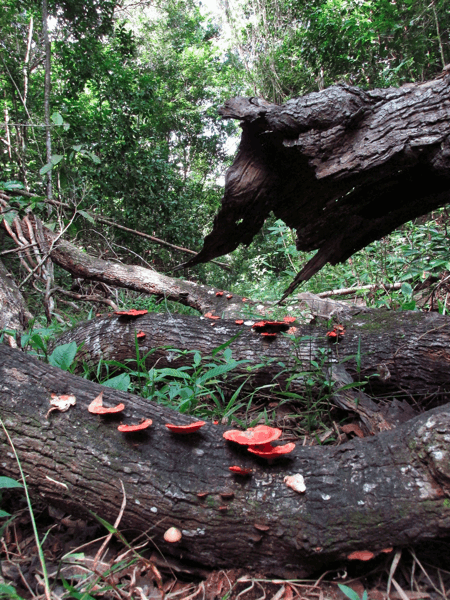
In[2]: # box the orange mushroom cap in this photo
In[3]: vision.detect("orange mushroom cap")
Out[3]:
[223,425,282,446]
[229,466,253,475]
[283,316,296,323]
[248,442,296,458]
[164,527,182,543]
[235,319,244,325]
[165,421,206,434]
[88,391,125,414]
[347,550,375,561]
[114,309,148,317]
[118,419,152,432]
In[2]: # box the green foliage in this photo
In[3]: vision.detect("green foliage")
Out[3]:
[48,341,79,371]
[0,476,23,519]
[235,0,449,101]
[338,584,368,600]
[0,583,25,600]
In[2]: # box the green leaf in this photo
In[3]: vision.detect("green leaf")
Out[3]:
[39,154,64,176]
[197,362,241,385]
[50,154,64,165]
[51,112,63,125]
[211,333,241,357]
[156,368,191,380]
[401,282,413,296]
[0,582,25,599]
[61,577,98,600]
[72,145,83,152]
[39,162,53,175]
[102,373,131,391]
[78,210,95,224]
[2,210,18,226]
[89,152,101,164]
[48,342,78,371]
[1,180,24,191]
[338,584,363,600]
[0,476,23,489]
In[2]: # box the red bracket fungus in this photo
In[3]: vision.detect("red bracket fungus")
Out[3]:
[327,323,345,340]
[114,309,148,317]
[204,312,220,320]
[248,442,296,459]
[215,291,224,296]
[235,319,244,325]
[87,392,125,415]
[223,425,282,446]
[252,320,289,335]
[163,527,182,543]
[165,421,206,434]
[118,419,152,432]
[226,294,233,299]
[283,316,296,324]
[136,330,146,339]
[347,550,375,561]
[229,466,253,475]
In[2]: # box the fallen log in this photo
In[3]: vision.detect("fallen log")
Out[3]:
[1,343,450,577]
[54,308,450,407]
[181,76,450,298]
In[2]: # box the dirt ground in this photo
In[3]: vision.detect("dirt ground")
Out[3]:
[1,492,449,600]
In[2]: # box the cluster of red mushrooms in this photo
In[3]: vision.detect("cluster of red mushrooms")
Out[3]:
[90,307,381,560]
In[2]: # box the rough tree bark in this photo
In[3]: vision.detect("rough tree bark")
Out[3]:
[8,214,251,319]
[182,75,450,298]
[55,308,450,407]
[0,258,32,334]
[1,344,450,576]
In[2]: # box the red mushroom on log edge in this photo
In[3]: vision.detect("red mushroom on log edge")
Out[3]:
[87,391,125,415]
[117,419,153,432]
[165,421,206,434]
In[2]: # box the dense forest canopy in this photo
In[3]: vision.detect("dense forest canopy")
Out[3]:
[2,0,449,306]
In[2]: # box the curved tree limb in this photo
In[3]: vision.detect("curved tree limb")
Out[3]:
[181,77,450,298]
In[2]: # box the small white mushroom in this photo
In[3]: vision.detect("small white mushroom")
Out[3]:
[284,474,306,493]
[163,527,182,543]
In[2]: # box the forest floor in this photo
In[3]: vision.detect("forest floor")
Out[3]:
[2,479,450,600]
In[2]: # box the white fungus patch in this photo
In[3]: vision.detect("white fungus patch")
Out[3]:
[150,506,158,513]
[363,483,377,493]
[284,474,306,493]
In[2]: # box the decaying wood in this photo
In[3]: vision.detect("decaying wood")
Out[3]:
[6,189,231,270]
[182,77,450,298]
[1,343,450,576]
[54,309,450,403]
[0,208,249,319]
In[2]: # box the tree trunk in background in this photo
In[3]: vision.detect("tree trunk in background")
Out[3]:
[0,258,32,335]
[1,344,450,576]
[53,309,450,405]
